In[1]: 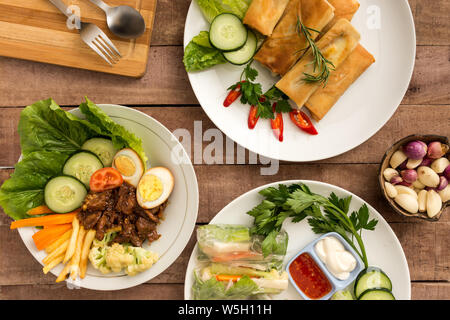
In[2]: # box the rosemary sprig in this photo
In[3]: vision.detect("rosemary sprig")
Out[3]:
[296,18,335,86]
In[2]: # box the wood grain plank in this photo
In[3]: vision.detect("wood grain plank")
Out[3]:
[411,282,450,300]
[0,46,195,107]
[403,46,450,105]
[0,105,448,167]
[0,46,448,107]
[0,283,185,300]
[415,0,450,45]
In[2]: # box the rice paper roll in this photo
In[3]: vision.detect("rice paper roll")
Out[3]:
[276,18,361,109]
[322,0,360,33]
[305,44,375,121]
[254,0,335,76]
[243,0,290,36]
[196,224,288,271]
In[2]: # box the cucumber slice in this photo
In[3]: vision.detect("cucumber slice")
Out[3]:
[331,290,354,300]
[223,31,257,65]
[62,151,103,188]
[209,13,248,52]
[354,267,393,298]
[81,138,117,167]
[358,288,396,300]
[44,176,87,213]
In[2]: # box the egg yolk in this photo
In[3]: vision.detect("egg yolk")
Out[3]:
[114,155,136,177]
[138,175,164,202]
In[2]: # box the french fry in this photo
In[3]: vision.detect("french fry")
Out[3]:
[45,229,72,254]
[43,239,69,265]
[80,229,96,279]
[56,262,71,283]
[43,254,64,274]
[64,217,80,263]
[70,226,86,280]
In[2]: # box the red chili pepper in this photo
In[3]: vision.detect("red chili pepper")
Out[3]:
[289,110,318,135]
[248,96,265,129]
[223,81,245,107]
[270,103,284,142]
[248,105,260,129]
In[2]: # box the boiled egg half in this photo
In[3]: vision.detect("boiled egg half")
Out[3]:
[112,148,144,187]
[137,167,174,209]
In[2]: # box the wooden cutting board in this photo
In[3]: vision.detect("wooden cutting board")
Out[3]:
[0,0,157,77]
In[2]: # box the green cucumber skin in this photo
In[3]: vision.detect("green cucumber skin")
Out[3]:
[223,31,257,65]
[354,267,393,298]
[81,138,117,167]
[62,151,103,188]
[44,175,87,213]
[209,13,248,52]
[358,288,396,300]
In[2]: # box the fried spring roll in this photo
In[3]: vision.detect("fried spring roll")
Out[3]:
[305,44,375,121]
[276,19,361,109]
[243,0,290,36]
[254,0,335,75]
[322,0,360,34]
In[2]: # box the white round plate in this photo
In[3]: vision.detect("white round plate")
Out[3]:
[184,180,411,300]
[184,0,416,162]
[18,104,199,291]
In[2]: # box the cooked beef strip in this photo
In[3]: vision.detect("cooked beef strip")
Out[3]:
[135,206,160,223]
[147,230,161,242]
[115,182,137,215]
[78,182,167,247]
[78,211,102,230]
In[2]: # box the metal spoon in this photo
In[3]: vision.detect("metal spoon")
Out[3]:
[90,0,146,39]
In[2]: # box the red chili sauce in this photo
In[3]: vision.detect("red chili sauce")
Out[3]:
[289,252,332,299]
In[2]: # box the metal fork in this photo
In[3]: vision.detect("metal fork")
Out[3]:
[49,0,121,65]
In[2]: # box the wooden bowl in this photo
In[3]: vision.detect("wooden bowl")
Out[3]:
[379,134,450,221]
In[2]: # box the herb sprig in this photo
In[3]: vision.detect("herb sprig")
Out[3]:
[247,183,378,267]
[296,18,335,86]
[228,62,292,119]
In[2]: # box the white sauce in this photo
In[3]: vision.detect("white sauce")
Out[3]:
[314,236,357,280]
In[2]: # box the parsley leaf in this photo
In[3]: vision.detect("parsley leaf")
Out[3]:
[227,63,293,120]
[246,183,379,268]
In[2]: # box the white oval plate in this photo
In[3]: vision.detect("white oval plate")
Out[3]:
[184,0,416,162]
[184,180,411,300]
[18,104,199,291]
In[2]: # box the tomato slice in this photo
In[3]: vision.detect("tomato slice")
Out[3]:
[89,167,123,192]
[289,110,318,135]
[270,103,284,142]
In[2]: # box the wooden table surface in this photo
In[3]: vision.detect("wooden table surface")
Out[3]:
[0,0,449,300]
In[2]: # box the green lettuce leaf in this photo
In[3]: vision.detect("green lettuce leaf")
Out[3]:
[195,0,251,22]
[183,31,227,72]
[18,98,99,156]
[192,31,213,48]
[0,151,69,220]
[78,97,148,167]
[192,272,259,300]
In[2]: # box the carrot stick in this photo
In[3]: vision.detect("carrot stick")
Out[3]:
[27,205,54,216]
[215,274,258,282]
[10,213,76,229]
[32,224,72,251]
[45,229,72,254]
